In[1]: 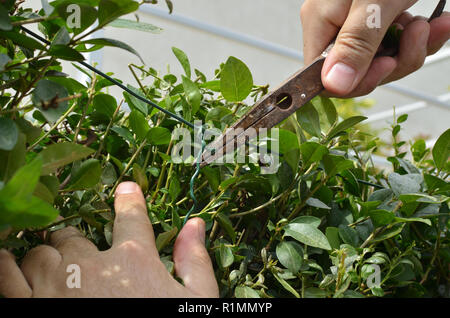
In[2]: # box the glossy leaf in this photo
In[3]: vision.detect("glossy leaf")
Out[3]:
[0,118,18,151]
[146,127,172,145]
[182,75,201,115]
[276,241,304,273]
[234,286,260,298]
[297,101,321,137]
[326,116,367,141]
[432,128,450,171]
[284,222,331,250]
[65,159,102,190]
[220,56,253,102]
[108,18,162,34]
[172,47,191,79]
[40,143,95,175]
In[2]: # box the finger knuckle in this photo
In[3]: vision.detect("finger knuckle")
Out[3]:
[337,30,378,61]
[300,1,312,21]
[117,240,146,258]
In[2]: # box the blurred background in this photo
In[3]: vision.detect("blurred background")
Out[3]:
[27,0,450,163]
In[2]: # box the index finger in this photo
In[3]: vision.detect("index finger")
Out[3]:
[300,0,349,64]
[112,182,158,256]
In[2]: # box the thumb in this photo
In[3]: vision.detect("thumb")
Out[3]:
[322,1,404,95]
[173,218,219,298]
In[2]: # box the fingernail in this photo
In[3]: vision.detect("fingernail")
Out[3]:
[325,62,357,94]
[115,182,139,195]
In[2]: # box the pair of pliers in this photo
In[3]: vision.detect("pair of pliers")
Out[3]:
[199,0,446,167]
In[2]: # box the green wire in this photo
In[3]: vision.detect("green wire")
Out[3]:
[183,125,206,226]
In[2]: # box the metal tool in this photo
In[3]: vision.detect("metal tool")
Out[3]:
[199,0,446,167]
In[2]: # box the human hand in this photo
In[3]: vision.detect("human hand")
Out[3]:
[0,182,219,298]
[300,0,450,97]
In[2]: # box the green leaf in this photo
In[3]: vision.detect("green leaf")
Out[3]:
[32,79,69,124]
[101,162,117,186]
[0,157,42,200]
[326,227,341,250]
[40,143,95,175]
[306,197,331,210]
[220,56,253,102]
[394,217,431,226]
[171,209,181,231]
[146,127,172,145]
[215,213,237,243]
[388,172,421,197]
[372,223,405,243]
[98,0,139,28]
[168,175,181,202]
[0,53,11,71]
[201,166,220,192]
[338,225,360,247]
[235,286,260,298]
[0,195,59,230]
[48,45,85,61]
[65,159,102,190]
[319,96,337,126]
[111,126,134,145]
[399,193,444,204]
[79,204,103,232]
[0,118,18,151]
[52,27,71,46]
[322,154,354,177]
[0,133,26,182]
[300,142,328,166]
[424,174,448,192]
[133,163,148,193]
[107,18,162,34]
[81,38,144,64]
[368,209,395,228]
[432,128,450,171]
[276,241,304,273]
[397,114,408,123]
[129,110,150,141]
[181,75,201,115]
[271,269,300,298]
[155,226,178,252]
[206,106,233,125]
[93,93,117,118]
[165,0,173,13]
[172,47,191,79]
[217,243,234,268]
[0,4,13,31]
[326,116,367,141]
[200,80,221,92]
[304,287,328,298]
[0,30,45,50]
[123,85,148,116]
[297,101,321,137]
[284,222,331,250]
[291,216,321,228]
